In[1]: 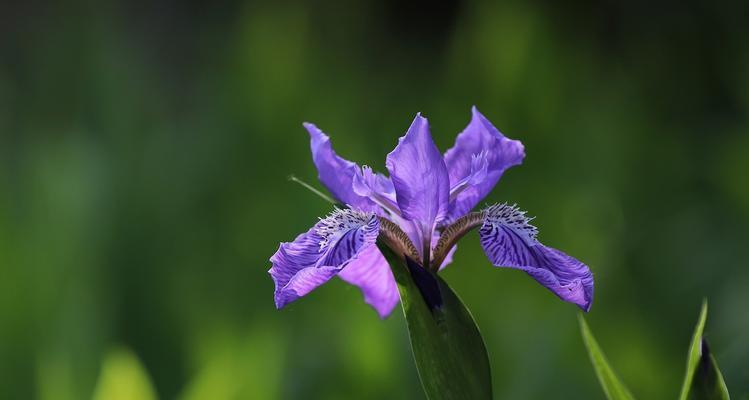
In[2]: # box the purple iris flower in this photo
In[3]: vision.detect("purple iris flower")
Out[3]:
[269,107,594,318]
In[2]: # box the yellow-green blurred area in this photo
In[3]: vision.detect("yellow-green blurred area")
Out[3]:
[1,0,748,398]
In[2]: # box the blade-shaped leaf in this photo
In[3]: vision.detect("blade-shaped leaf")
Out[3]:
[688,339,730,400]
[578,314,636,400]
[379,244,492,400]
[679,301,730,400]
[92,347,157,400]
[680,300,709,400]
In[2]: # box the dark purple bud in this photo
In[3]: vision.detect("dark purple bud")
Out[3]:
[405,257,443,312]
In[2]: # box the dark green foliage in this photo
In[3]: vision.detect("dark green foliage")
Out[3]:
[578,315,636,400]
[380,244,492,400]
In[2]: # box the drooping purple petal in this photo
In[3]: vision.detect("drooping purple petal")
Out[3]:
[338,245,399,318]
[478,204,594,311]
[305,123,375,211]
[443,107,525,221]
[268,229,339,309]
[385,114,450,254]
[269,209,380,309]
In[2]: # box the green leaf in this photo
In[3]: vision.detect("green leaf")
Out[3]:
[92,347,158,400]
[379,244,492,400]
[578,314,636,400]
[679,300,730,400]
[680,300,709,400]
[687,339,730,400]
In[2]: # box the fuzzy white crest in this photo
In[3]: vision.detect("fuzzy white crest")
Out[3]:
[483,203,538,244]
[315,208,374,250]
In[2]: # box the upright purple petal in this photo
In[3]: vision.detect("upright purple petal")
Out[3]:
[352,166,400,216]
[385,114,450,253]
[338,245,400,318]
[269,209,380,309]
[443,107,525,221]
[478,204,594,311]
[305,123,374,211]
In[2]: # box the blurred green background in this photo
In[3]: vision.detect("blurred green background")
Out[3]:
[1,0,748,398]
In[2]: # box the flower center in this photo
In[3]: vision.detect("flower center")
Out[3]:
[430,203,537,269]
[377,217,420,261]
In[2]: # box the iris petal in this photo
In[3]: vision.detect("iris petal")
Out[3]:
[443,107,525,221]
[478,204,594,311]
[338,245,400,318]
[269,210,380,309]
[432,230,457,271]
[305,123,375,211]
[386,114,450,256]
[352,166,400,216]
